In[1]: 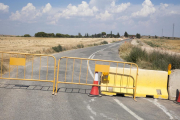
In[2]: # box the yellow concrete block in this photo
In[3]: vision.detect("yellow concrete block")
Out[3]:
[10,57,26,66]
[101,67,168,99]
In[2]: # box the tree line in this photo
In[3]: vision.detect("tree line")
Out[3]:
[23,31,121,38]
[23,31,141,38]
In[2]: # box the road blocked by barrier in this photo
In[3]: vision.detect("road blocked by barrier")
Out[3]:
[0,51,56,94]
[55,56,138,101]
[102,67,168,99]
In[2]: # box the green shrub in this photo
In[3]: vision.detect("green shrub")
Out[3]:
[144,41,159,47]
[126,46,180,71]
[24,34,31,37]
[101,41,108,44]
[94,43,98,46]
[77,44,84,48]
[125,47,147,63]
[0,62,7,73]
[52,44,63,52]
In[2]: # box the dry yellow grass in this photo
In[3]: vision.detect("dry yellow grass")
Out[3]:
[118,42,133,59]
[0,37,119,54]
[141,38,180,53]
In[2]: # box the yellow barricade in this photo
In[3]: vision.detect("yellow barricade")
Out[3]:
[103,67,168,99]
[0,51,56,94]
[55,56,139,101]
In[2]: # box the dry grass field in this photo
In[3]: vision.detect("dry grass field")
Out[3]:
[141,38,180,53]
[0,37,119,54]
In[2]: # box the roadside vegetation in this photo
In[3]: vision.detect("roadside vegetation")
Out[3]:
[119,42,180,71]
[52,40,109,53]
[0,61,7,74]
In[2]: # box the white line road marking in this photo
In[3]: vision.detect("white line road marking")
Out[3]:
[114,99,144,120]
[90,116,95,120]
[145,98,174,120]
[87,42,122,79]
[87,104,97,116]
[89,98,95,103]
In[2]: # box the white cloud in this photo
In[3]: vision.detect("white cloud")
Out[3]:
[132,0,156,17]
[169,11,179,15]
[96,10,112,21]
[43,3,52,13]
[0,3,9,12]
[49,1,98,24]
[160,3,168,10]
[61,1,98,17]
[109,1,131,13]
[89,0,113,9]
[10,3,53,22]
[10,3,42,21]
[117,16,129,20]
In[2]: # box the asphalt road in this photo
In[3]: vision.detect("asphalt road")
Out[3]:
[0,39,180,120]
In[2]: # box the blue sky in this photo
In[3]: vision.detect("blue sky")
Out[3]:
[0,0,180,37]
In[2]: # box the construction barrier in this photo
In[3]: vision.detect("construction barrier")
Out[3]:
[55,56,139,101]
[102,67,168,99]
[0,51,56,94]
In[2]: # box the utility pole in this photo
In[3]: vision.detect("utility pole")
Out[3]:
[172,23,174,38]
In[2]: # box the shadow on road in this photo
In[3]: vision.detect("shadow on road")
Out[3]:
[0,83,91,94]
[57,87,91,94]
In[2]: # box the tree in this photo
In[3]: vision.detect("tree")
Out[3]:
[78,33,82,38]
[102,32,106,35]
[111,31,112,38]
[155,35,157,39]
[56,33,63,37]
[136,33,141,39]
[24,34,31,37]
[117,32,120,38]
[87,33,89,37]
[124,31,128,37]
[35,32,47,37]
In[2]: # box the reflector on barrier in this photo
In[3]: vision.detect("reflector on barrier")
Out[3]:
[10,57,26,66]
[95,64,110,73]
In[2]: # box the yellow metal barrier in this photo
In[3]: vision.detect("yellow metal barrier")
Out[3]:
[55,56,138,101]
[0,51,56,94]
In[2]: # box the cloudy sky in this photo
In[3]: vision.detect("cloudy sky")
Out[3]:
[0,0,180,37]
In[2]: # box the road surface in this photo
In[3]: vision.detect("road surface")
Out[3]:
[0,39,180,120]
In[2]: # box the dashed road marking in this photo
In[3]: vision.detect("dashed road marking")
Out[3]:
[114,98,144,120]
[145,98,174,120]
[87,104,97,116]
[90,116,95,120]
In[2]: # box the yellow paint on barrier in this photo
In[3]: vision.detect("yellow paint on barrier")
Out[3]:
[95,64,110,73]
[10,57,26,66]
[101,67,168,99]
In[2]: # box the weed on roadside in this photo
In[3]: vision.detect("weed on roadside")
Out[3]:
[77,44,84,48]
[52,44,63,52]
[101,41,108,44]
[124,46,180,71]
